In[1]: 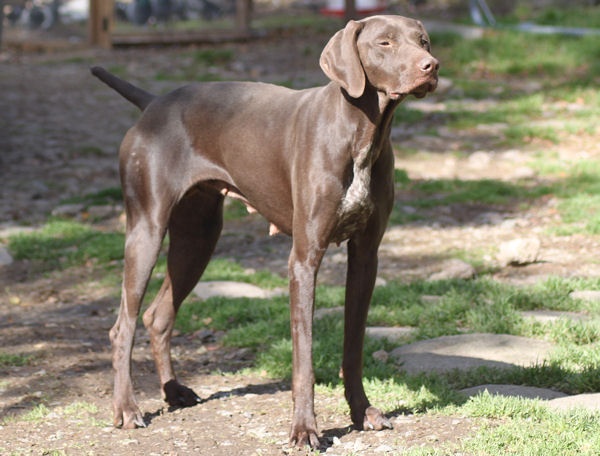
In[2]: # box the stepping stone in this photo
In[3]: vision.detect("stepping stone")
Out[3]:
[0,246,13,267]
[497,237,540,266]
[314,306,344,320]
[193,281,286,301]
[390,333,554,374]
[429,259,475,281]
[547,393,600,412]
[520,310,589,323]
[570,290,600,303]
[460,384,567,400]
[51,203,85,218]
[366,326,416,342]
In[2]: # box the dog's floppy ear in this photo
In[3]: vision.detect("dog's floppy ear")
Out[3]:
[319,20,365,99]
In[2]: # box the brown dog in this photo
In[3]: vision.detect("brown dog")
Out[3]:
[91,14,438,448]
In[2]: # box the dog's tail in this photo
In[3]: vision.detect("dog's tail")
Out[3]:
[90,66,155,111]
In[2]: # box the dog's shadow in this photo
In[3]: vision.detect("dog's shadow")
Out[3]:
[320,407,414,452]
[142,380,289,427]
[143,383,411,451]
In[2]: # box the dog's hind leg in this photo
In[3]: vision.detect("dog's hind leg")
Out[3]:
[142,185,224,408]
[111,203,170,429]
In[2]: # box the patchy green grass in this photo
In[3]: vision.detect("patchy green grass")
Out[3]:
[190,48,234,66]
[0,352,33,368]
[509,5,600,29]
[175,276,600,384]
[171,273,600,453]
[404,178,548,207]
[390,175,552,225]
[397,27,600,151]
[20,404,51,423]
[391,157,600,236]
[8,220,124,270]
[430,30,599,82]
[60,187,123,208]
[444,394,600,455]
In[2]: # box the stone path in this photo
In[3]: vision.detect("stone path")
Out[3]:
[193,281,286,300]
[389,333,554,374]
[195,281,600,412]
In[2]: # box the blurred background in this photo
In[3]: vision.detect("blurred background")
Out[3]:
[1,0,599,49]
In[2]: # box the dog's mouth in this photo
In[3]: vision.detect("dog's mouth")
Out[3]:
[389,75,438,100]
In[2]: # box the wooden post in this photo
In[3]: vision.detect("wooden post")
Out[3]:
[89,0,114,48]
[235,0,251,33]
[344,0,357,22]
[0,0,4,51]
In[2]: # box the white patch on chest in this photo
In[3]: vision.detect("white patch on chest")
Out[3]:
[333,146,374,243]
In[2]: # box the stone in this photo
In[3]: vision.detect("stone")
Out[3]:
[460,384,567,400]
[512,166,536,179]
[51,203,85,218]
[375,276,388,287]
[570,290,600,303]
[547,393,600,412]
[390,333,554,374]
[497,237,541,266]
[0,246,13,267]
[372,350,389,363]
[314,306,344,320]
[87,205,116,220]
[429,259,475,281]
[0,225,35,238]
[434,76,453,95]
[467,150,492,168]
[366,326,416,342]
[192,281,286,301]
[520,310,589,324]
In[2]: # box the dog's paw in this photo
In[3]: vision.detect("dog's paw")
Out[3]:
[362,406,393,431]
[289,425,320,449]
[114,405,146,429]
[163,380,201,407]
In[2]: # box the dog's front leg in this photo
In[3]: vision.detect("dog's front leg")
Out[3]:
[287,240,326,449]
[343,232,393,431]
[343,148,394,432]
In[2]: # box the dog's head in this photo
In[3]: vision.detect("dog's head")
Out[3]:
[320,15,439,100]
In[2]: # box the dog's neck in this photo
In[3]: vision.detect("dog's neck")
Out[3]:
[331,85,400,244]
[341,85,400,163]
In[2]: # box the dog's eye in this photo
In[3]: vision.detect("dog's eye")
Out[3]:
[420,38,430,49]
[378,40,391,47]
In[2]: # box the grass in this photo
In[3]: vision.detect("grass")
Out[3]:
[400,177,548,208]
[60,187,123,207]
[444,395,600,455]
[509,5,600,29]
[20,404,51,423]
[2,400,106,429]
[390,157,600,236]
[174,276,600,384]
[394,26,600,151]
[7,219,124,270]
[429,29,600,82]
[169,275,600,453]
[0,353,33,368]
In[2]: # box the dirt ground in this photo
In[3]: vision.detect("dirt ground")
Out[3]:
[0,22,599,455]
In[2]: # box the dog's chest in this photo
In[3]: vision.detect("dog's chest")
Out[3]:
[331,147,374,244]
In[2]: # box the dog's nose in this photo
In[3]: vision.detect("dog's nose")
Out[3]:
[419,57,439,74]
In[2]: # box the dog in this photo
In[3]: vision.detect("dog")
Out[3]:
[91,14,438,448]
